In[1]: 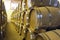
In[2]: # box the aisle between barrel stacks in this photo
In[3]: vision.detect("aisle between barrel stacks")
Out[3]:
[4,22,22,40]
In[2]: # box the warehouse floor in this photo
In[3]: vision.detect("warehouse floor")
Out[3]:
[4,22,22,40]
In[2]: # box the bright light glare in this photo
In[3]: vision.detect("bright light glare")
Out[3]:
[10,2,18,10]
[4,1,11,12]
[4,1,11,22]
[4,0,18,22]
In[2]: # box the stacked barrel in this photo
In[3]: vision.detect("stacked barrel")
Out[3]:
[11,0,60,40]
[0,1,7,40]
[23,7,60,40]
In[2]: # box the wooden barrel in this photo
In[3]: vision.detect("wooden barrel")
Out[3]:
[25,29,60,40]
[21,11,31,39]
[46,7,60,26]
[21,11,29,39]
[20,12,25,38]
[22,7,60,40]
[23,10,30,28]
[19,12,24,35]
[25,29,46,40]
[0,2,7,38]
[17,13,21,33]
[36,29,60,40]
[23,7,60,33]
[29,7,60,32]
[26,0,59,8]
[14,13,22,35]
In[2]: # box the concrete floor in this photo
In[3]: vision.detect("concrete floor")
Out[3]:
[4,22,22,40]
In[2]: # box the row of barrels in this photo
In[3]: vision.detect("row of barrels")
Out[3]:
[11,0,60,40]
[11,6,60,40]
[26,29,60,40]
[21,0,59,10]
[0,13,7,40]
[21,7,60,40]
[0,2,7,40]
[30,0,59,7]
